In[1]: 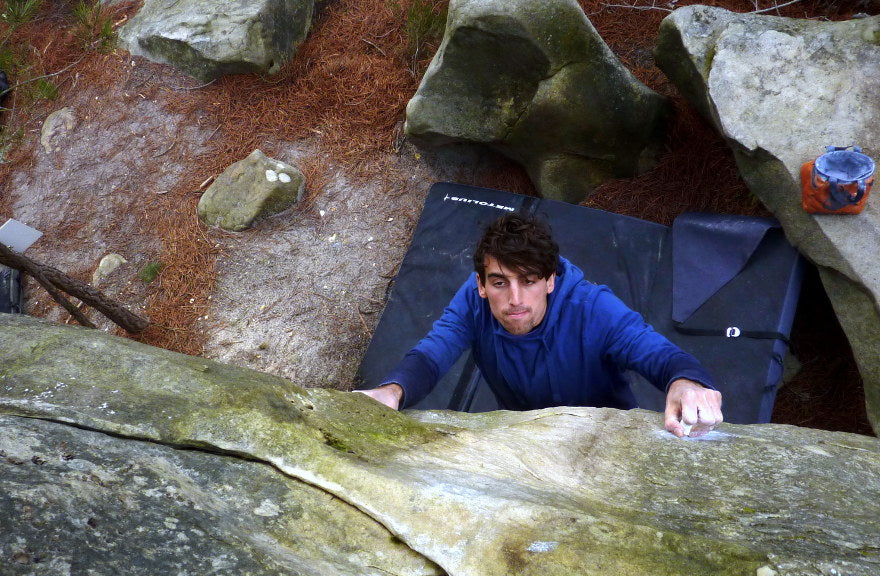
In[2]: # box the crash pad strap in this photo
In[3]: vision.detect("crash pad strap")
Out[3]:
[672,321,790,345]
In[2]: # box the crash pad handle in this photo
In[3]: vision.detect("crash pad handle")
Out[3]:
[673,321,791,345]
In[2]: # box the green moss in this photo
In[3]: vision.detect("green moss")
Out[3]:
[704,42,717,76]
[321,430,351,453]
[495,506,768,576]
[138,261,162,283]
[139,36,223,82]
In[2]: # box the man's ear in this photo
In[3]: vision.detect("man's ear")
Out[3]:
[476,272,487,299]
[546,273,556,294]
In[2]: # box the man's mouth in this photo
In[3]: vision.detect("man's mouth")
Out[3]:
[506,308,529,318]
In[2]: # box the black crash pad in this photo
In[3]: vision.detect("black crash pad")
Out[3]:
[0,264,22,314]
[357,182,804,424]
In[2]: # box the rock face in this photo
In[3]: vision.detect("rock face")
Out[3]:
[405,0,671,203]
[119,0,314,82]
[655,6,880,433]
[2,313,879,575]
[1,414,440,575]
[197,149,305,231]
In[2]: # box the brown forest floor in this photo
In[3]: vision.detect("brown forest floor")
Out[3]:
[0,0,876,435]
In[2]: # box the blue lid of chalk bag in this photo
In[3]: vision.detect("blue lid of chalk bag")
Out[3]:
[815,146,875,183]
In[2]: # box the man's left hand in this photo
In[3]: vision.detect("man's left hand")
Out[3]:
[664,379,723,438]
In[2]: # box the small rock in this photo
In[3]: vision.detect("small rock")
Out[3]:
[40,107,77,155]
[197,149,306,232]
[92,253,128,287]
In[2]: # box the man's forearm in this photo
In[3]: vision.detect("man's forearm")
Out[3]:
[380,349,439,408]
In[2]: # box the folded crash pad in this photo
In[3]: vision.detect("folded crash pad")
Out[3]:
[0,264,22,314]
[357,183,804,424]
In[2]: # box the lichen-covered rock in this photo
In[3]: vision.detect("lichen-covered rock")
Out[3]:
[1,313,879,575]
[655,6,880,433]
[197,149,305,231]
[91,253,128,286]
[40,107,76,155]
[0,415,441,575]
[119,0,314,81]
[405,0,670,203]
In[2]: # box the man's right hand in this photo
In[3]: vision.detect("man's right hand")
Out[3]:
[354,383,404,410]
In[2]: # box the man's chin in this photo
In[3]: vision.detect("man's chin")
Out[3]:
[501,320,531,335]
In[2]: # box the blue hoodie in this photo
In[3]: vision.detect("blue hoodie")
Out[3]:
[383,257,713,409]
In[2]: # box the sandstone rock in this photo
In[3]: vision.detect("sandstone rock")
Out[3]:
[40,107,76,155]
[655,6,880,433]
[91,253,128,287]
[119,0,314,82]
[197,149,305,231]
[405,0,671,203]
[0,414,441,575]
[1,313,879,575]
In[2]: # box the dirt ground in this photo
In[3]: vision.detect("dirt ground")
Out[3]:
[0,0,875,435]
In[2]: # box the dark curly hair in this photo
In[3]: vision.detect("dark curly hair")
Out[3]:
[473,213,559,282]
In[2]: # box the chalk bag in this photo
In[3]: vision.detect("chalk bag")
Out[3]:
[801,146,875,214]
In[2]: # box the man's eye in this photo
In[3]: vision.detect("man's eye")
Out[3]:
[493,282,506,288]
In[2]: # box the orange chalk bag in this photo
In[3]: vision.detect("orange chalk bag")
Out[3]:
[801,145,875,214]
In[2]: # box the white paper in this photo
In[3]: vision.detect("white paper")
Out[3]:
[0,219,43,252]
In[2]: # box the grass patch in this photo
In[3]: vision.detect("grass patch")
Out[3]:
[138,262,163,283]
[0,125,23,162]
[33,78,57,100]
[1,0,44,29]
[0,45,22,72]
[71,0,116,51]
[388,0,447,72]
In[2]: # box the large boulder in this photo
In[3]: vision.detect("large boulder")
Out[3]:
[119,0,314,81]
[655,6,880,433]
[2,313,879,575]
[405,0,671,204]
[0,414,440,575]
[197,149,305,231]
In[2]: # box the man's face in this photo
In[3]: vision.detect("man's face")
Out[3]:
[476,256,555,335]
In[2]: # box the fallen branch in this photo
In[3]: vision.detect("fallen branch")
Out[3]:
[601,0,803,13]
[30,268,96,329]
[0,242,149,333]
[751,0,803,14]
[4,52,89,95]
[601,1,672,12]
[360,38,387,57]
[356,306,370,336]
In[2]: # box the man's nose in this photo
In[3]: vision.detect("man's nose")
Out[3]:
[509,282,523,305]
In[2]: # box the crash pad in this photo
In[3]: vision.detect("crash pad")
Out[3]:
[0,265,22,314]
[358,183,803,424]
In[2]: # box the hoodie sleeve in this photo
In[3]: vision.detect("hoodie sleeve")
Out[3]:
[591,288,715,393]
[380,276,478,408]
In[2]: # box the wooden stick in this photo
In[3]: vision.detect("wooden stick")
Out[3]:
[29,269,96,329]
[0,243,149,333]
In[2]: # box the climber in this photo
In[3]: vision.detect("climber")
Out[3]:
[358,212,723,438]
